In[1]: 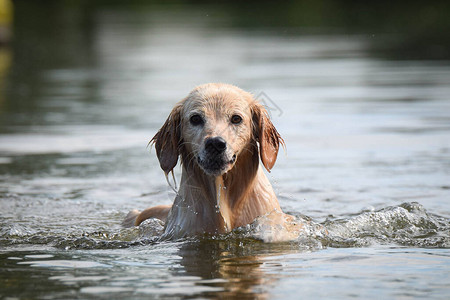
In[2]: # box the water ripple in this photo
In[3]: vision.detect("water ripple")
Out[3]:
[1,202,447,250]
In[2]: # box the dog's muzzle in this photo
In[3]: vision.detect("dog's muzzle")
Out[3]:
[197,137,236,176]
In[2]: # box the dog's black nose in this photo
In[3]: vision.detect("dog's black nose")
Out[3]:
[205,137,227,153]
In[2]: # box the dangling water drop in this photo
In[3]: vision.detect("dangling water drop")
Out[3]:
[216,183,222,213]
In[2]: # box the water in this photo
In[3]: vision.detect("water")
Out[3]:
[1,2,450,299]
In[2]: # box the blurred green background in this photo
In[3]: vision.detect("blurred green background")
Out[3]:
[1,0,449,130]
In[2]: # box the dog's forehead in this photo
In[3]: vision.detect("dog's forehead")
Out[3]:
[185,87,251,114]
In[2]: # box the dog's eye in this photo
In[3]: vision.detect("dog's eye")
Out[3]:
[190,114,204,126]
[231,114,242,125]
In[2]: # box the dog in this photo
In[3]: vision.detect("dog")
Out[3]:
[123,83,292,239]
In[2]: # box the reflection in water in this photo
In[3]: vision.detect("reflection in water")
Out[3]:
[177,239,296,299]
[0,0,12,112]
[0,0,13,44]
[0,45,11,110]
[2,242,448,299]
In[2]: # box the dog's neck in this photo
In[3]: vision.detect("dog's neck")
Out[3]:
[165,142,280,237]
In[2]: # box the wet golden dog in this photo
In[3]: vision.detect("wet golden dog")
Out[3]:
[124,83,291,239]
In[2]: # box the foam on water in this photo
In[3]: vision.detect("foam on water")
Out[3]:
[1,202,448,250]
[324,202,449,248]
[225,202,449,249]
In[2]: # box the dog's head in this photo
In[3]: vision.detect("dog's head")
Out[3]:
[151,83,283,177]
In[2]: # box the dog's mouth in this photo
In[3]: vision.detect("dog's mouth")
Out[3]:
[197,154,237,176]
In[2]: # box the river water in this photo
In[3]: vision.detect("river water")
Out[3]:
[0,2,449,299]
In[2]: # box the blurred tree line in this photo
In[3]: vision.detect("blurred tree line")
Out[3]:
[7,0,450,60]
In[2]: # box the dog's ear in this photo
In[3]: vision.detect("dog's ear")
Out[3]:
[252,102,284,172]
[151,103,182,175]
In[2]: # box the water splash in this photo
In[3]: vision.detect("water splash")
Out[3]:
[0,219,163,250]
[241,210,328,245]
[0,202,448,250]
[229,202,449,248]
[324,202,449,248]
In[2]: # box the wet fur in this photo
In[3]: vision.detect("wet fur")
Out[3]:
[123,83,288,239]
